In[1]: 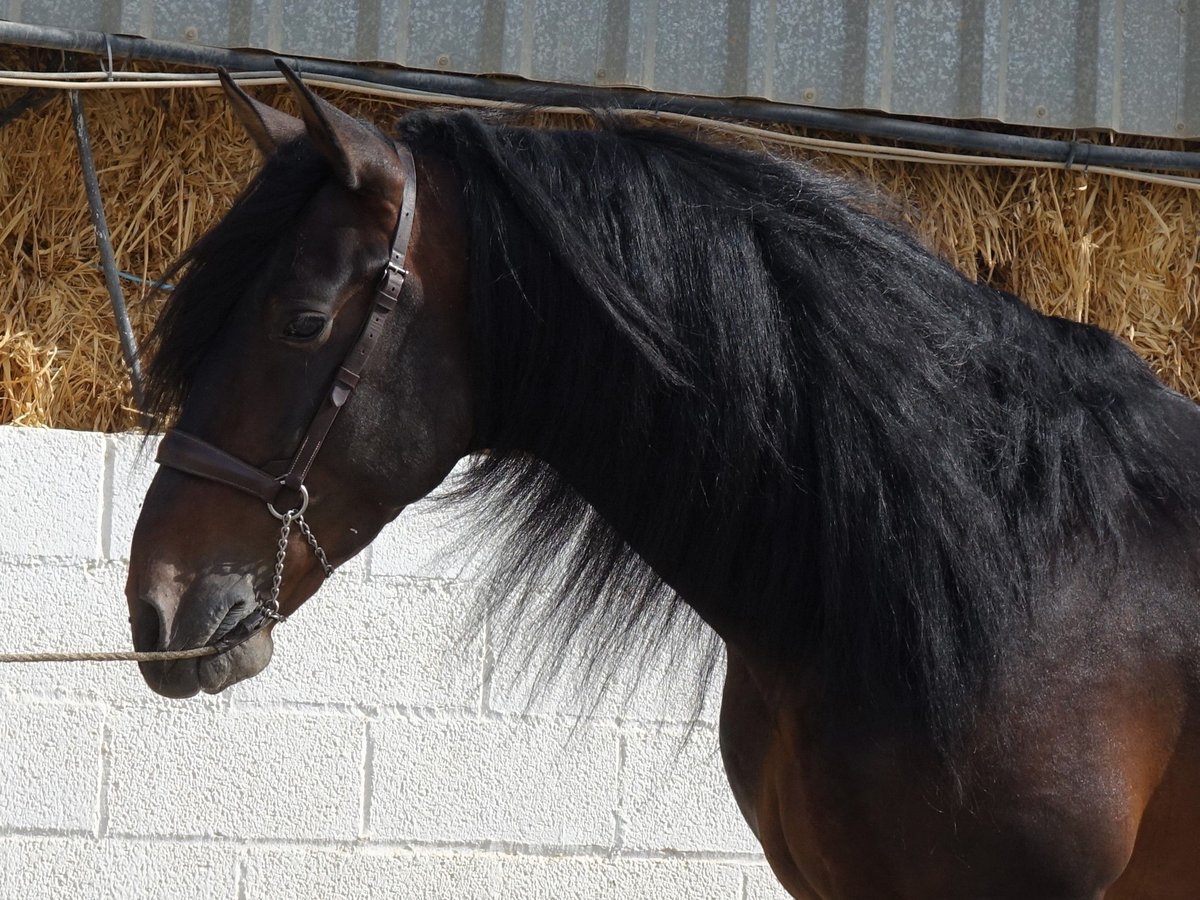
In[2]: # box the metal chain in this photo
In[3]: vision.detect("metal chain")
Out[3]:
[262,510,334,622]
[296,514,334,577]
[264,512,294,621]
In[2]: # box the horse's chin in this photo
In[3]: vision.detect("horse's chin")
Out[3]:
[200,631,274,692]
[139,631,274,698]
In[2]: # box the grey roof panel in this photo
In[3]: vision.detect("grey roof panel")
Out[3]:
[6,0,1197,137]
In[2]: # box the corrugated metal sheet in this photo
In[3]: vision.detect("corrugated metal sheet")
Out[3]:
[7,0,1198,138]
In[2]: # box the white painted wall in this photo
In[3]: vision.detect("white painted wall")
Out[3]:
[0,426,787,899]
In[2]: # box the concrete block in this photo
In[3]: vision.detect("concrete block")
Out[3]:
[369,461,505,580]
[497,857,746,899]
[370,717,619,846]
[745,865,795,900]
[0,703,104,833]
[0,560,156,704]
[369,498,479,580]
[0,560,128,649]
[244,847,502,899]
[0,426,104,559]
[619,725,762,854]
[233,575,481,709]
[105,433,157,562]
[245,850,746,900]
[0,836,235,900]
[107,706,362,840]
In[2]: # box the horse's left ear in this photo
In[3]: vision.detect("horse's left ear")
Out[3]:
[274,60,395,192]
[218,69,304,156]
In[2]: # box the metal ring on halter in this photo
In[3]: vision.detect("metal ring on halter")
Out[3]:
[267,483,309,520]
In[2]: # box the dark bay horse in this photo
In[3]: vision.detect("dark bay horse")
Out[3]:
[126,67,1200,898]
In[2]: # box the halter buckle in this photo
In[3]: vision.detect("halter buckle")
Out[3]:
[385,255,409,278]
[377,256,409,306]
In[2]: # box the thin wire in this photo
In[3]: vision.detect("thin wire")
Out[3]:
[1,70,1197,190]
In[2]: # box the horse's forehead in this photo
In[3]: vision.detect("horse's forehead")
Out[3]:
[295,182,377,242]
[274,183,389,281]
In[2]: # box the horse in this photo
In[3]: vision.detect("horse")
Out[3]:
[125,64,1200,899]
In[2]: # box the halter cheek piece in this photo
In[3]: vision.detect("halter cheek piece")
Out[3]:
[154,143,418,654]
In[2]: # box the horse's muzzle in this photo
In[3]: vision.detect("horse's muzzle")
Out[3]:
[129,572,274,697]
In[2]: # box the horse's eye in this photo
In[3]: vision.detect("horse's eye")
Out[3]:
[281,313,328,342]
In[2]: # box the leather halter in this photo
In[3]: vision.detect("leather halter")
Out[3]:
[153,143,418,649]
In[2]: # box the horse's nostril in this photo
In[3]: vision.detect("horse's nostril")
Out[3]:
[131,596,162,652]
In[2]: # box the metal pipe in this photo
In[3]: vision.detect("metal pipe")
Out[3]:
[4,20,1200,173]
[68,89,146,413]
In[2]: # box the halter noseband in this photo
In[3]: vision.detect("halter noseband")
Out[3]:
[153,143,418,653]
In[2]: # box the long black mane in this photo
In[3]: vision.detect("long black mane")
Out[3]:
[396,111,1196,744]
[147,108,1197,747]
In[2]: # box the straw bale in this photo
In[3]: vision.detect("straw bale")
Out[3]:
[1,46,1198,431]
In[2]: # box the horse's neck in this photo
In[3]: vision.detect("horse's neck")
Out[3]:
[528,433,760,645]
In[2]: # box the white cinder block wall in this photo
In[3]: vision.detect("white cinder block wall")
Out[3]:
[0,426,788,900]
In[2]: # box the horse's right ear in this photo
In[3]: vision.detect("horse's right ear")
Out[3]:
[218,69,304,156]
[275,60,397,192]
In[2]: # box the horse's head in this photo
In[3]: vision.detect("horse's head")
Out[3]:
[126,68,472,697]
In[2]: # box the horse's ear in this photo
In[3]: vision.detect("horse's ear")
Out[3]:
[274,60,392,192]
[218,69,304,156]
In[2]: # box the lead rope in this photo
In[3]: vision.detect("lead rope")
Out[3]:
[0,508,334,664]
[0,647,220,663]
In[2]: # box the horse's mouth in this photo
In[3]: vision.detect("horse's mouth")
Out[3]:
[197,628,274,693]
[138,629,274,698]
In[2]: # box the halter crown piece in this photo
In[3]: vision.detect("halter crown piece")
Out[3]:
[154,143,419,653]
